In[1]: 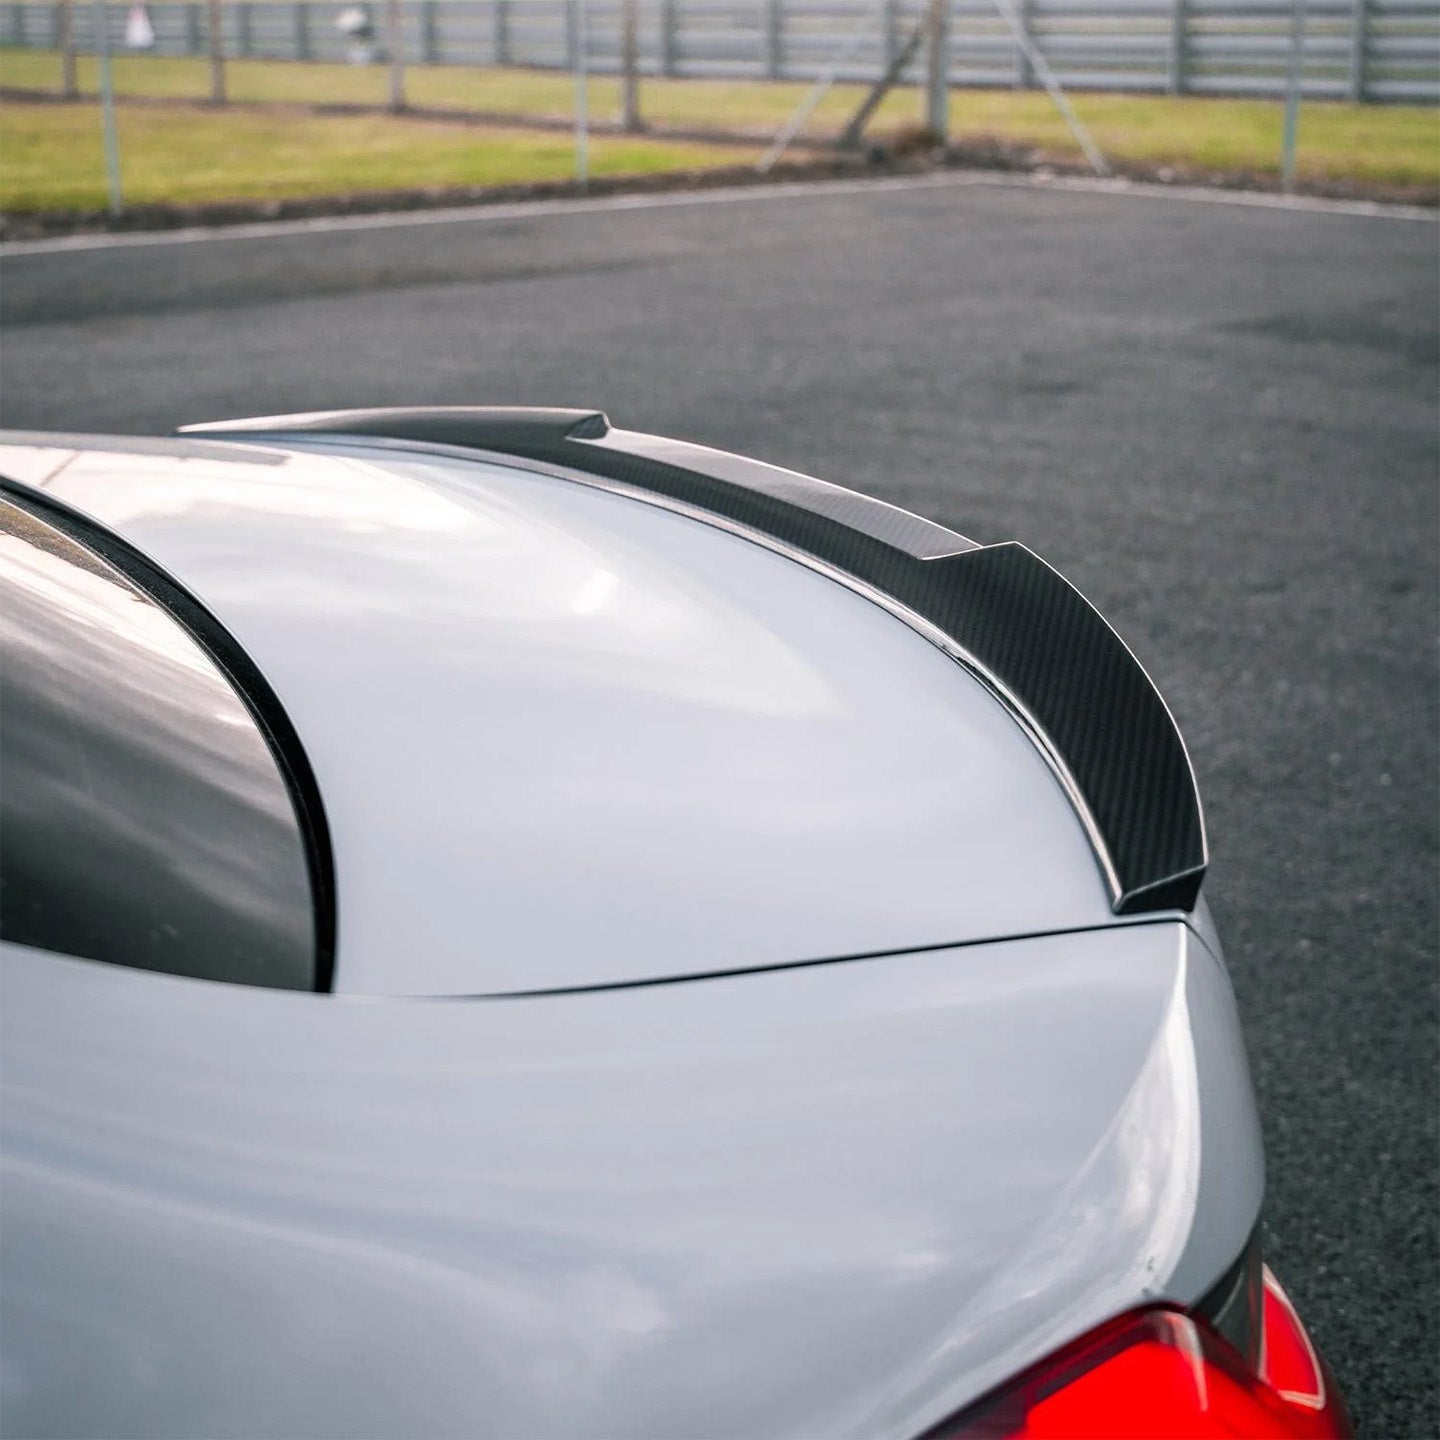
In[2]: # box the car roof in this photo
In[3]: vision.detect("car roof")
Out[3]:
[0,432,1112,995]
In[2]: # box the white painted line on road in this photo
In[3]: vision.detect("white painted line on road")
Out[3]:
[2,167,1433,256]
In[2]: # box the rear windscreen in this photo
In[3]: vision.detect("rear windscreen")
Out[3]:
[0,495,317,991]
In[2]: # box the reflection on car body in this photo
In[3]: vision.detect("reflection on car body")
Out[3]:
[0,413,1352,1439]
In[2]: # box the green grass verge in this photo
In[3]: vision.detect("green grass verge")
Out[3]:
[2,49,1437,190]
[945,89,1439,186]
[0,100,757,210]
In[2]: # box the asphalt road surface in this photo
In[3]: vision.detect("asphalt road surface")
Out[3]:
[3,174,1437,1437]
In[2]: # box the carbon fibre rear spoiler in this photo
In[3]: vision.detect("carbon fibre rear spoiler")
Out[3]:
[180,406,1208,914]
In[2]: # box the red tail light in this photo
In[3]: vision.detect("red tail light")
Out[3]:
[925,1267,1351,1440]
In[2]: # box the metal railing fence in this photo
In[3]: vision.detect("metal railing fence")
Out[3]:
[2,0,1436,102]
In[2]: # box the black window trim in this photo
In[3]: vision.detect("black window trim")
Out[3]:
[0,476,338,994]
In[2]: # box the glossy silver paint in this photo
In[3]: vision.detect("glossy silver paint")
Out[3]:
[0,920,1261,1440]
[12,437,1122,996]
[0,431,1265,1440]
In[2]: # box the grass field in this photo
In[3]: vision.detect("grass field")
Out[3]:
[2,49,1437,209]
[0,100,757,210]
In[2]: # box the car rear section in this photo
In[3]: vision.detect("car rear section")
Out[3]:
[3,915,1259,1439]
[0,418,1349,1438]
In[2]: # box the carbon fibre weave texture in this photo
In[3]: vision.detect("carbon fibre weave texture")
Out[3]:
[183,406,1206,913]
[918,546,1204,912]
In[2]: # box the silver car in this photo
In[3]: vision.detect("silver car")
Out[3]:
[0,410,1350,1439]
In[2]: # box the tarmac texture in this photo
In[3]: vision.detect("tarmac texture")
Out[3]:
[2,174,1437,1437]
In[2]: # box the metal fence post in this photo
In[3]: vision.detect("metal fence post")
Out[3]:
[92,0,123,213]
[387,0,406,107]
[573,0,589,187]
[494,0,510,65]
[207,0,225,102]
[1347,0,1367,101]
[1017,0,1034,87]
[185,2,201,54]
[59,0,79,96]
[236,0,251,56]
[565,0,578,71]
[3,4,20,45]
[621,0,642,129]
[925,0,948,136]
[421,0,438,63]
[294,1,310,59]
[764,0,782,78]
[883,0,898,68]
[1281,0,1307,190]
[660,0,677,76]
[1167,0,1185,93]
